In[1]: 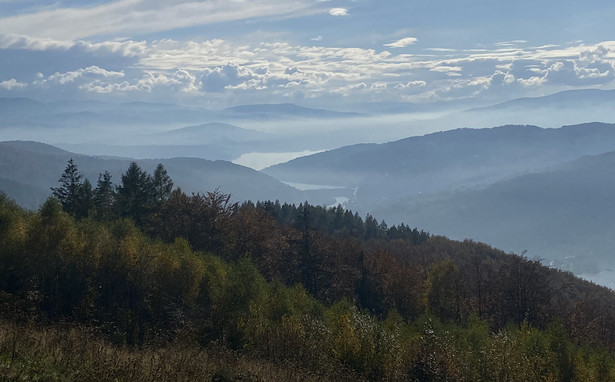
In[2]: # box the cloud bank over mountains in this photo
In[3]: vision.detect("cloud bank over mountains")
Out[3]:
[0,0,614,108]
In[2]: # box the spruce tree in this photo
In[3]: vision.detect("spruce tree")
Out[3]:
[116,162,153,226]
[152,163,173,206]
[93,171,115,220]
[51,158,84,217]
[74,179,94,218]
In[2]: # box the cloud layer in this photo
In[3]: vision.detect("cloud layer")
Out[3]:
[0,1,614,107]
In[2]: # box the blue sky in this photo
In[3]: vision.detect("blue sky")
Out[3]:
[1,0,615,108]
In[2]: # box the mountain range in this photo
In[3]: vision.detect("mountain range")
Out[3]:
[264,122,615,204]
[263,122,615,273]
[0,140,307,210]
[3,89,615,278]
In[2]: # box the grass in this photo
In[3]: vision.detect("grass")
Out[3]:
[0,320,363,382]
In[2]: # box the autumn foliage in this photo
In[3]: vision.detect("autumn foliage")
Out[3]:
[2,160,615,380]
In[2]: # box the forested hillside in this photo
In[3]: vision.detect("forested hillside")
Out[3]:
[2,161,615,381]
[263,122,615,276]
[376,149,615,274]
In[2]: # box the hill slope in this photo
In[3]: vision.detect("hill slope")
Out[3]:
[375,150,615,273]
[0,140,303,209]
[263,122,615,209]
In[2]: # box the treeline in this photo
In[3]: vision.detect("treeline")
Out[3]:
[2,159,615,380]
[49,158,429,244]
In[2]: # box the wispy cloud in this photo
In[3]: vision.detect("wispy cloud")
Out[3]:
[0,0,319,40]
[45,66,124,85]
[425,48,457,52]
[0,33,147,57]
[495,40,527,47]
[0,33,74,50]
[384,37,418,48]
[329,8,348,16]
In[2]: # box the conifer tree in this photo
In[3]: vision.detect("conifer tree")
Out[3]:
[51,158,87,217]
[152,163,173,206]
[93,171,115,220]
[116,162,153,226]
[74,178,94,218]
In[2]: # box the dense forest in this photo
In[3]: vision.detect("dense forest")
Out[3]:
[3,159,615,381]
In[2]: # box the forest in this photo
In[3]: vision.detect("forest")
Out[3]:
[2,159,615,381]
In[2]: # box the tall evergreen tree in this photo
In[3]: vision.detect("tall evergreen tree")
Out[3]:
[116,162,153,226]
[151,163,173,206]
[93,171,115,220]
[51,158,85,217]
[74,179,94,218]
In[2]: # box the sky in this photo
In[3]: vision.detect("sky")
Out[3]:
[1,0,615,109]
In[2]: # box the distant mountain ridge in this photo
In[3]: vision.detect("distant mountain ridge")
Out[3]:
[0,140,305,210]
[159,122,264,144]
[468,89,615,113]
[222,103,361,119]
[263,123,615,207]
[0,97,359,129]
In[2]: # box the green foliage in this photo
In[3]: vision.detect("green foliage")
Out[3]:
[424,259,464,322]
[0,192,28,294]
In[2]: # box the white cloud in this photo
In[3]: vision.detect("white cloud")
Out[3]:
[425,48,456,52]
[79,69,200,94]
[201,63,259,92]
[542,60,613,85]
[77,40,147,57]
[384,37,418,48]
[395,80,427,89]
[430,66,462,73]
[3,31,615,106]
[329,8,348,16]
[0,33,147,58]
[76,39,615,102]
[46,66,124,85]
[80,80,132,94]
[518,76,546,87]
[0,78,27,90]
[495,40,527,47]
[0,0,319,40]
[0,33,73,50]
[370,82,388,90]
[330,82,367,95]
[489,70,515,86]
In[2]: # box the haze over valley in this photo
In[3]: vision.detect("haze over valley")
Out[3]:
[3,93,615,285]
